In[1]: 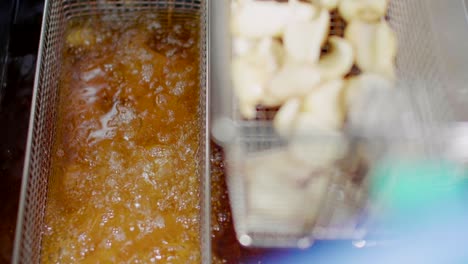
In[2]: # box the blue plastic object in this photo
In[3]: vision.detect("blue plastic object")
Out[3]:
[369,159,468,230]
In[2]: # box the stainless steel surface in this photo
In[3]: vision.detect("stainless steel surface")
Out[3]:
[13,0,210,263]
[211,0,468,248]
[210,0,235,148]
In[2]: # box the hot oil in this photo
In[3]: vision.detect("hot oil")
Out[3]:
[42,14,202,263]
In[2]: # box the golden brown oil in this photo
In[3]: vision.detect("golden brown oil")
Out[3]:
[41,14,201,263]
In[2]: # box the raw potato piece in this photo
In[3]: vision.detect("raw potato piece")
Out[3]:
[246,150,311,185]
[232,39,284,118]
[231,0,290,38]
[310,0,340,11]
[232,37,257,56]
[345,20,397,79]
[239,102,257,120]
[268,63,321,103]
[274,98,301,138]
[318,37,354,80]
[273,80,345,138]
[289,0,320,21]
[232,57,267,119]
[274,80,348,169]
[339,0,389,22]
[289,119,348,169]
[231,0,317,38]
[252,38,285,74]
[302,79,346,130]
[284,8,330,63]
[261,92,283,108]
[246,149,330,222]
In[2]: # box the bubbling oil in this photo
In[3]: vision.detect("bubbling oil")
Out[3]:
[41,14,201,263]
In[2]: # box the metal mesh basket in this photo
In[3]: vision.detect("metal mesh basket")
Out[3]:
[13,0,210,263]
[211,0,468,247]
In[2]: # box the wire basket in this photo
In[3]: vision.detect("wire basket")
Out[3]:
[13,0,210,263]
[211,0,468,247]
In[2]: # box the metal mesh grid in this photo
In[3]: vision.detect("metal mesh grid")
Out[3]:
[226,2,368,247]
[13,0,209,263]
[62,0,203,19]
[12,0,66,262]
[387,0,454,126]
[223,0,460,247]
[199,0,210,262]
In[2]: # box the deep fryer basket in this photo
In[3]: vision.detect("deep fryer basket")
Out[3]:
[211,0,468,247]
[13,0,210,263]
